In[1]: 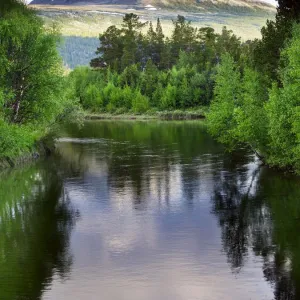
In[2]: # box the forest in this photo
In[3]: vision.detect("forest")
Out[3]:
[1,0,300,173]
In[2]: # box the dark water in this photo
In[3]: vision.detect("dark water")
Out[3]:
[1,120,300,300]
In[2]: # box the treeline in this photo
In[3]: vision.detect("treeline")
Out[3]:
[69,14,247,113]
[0,0,79,161]
[207,2,300,172]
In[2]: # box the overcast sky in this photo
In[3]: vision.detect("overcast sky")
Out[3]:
[264,0,277,5]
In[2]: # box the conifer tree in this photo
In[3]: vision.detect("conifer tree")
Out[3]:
[146,22,156,62]
[154,18,165,68]
[171,16,197,65]
[121,14,147,70]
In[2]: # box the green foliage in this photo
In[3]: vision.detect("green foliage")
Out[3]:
[207,23,300,173]
[0,121,37,158]
[265,24,300,170]
[233,68,268,155]
[70,9,300,173]
[131,91,150,114]
[82,84,103,111]
[160,84,177,109]
[82,13,250,116]
[0,1,80,161]
[207,53,241,148]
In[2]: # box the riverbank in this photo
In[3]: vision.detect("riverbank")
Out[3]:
[85,109,207,121]
[0,139,54,170]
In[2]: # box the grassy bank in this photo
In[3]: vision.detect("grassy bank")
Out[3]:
[85,108,207,121]
[0,138,54,170]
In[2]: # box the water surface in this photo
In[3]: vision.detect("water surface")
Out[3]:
[1,120,300,300]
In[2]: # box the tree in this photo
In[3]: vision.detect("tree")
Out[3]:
[277,0,300,19]
[265,24,300,171]
[233,68,269,158]
[253,0,300,81]
[0,5,65,125]
[216,27,241,64]
[146,21,156,62]
[253,17,292,81]
[121,14,147,69]
[154,18,165,68]
[207,53,242,148]
[171,16,197,64]
[121,13,147,34]
[91,26,123,71]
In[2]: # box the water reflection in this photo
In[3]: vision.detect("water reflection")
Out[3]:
[54,121,271,299]
[211,153,300,299]
[1,120,300,300]
[57,121,300,300]
[0,161,79,300]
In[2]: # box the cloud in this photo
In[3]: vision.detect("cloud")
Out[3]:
[261,0,277,5]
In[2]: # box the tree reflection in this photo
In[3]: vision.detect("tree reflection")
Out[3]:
[0,161,79,300]
[63,120,220,210]
[59,120,300,299]
[211,156,300,299]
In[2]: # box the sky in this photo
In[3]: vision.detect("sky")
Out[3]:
[24,0,278,5]
[264,0,277,5]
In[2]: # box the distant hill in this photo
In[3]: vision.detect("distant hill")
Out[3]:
[31,0,276,68]
[30,0,275,13]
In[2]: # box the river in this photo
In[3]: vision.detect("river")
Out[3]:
[0,120,299,300]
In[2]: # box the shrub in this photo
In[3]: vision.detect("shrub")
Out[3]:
[82,84,103,111]
[132,91,150,114]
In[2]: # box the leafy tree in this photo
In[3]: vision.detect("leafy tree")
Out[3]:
[233,68,269,158]
[215,27,242,63]
[160,84,177,109]
[207,53,241,148]
[265,24,300,170]
[131,91,149,114]
[119,64,140,88]
[253,0,300,81]
[140,60,159,102]
[82,84,103,111]
[0,0,78,160]
[0,4,65,125]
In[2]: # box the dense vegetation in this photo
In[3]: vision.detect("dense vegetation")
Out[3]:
[207,0,300,172]
[67,0,300,173]
[0,0,79,162]
[69,15,244,114]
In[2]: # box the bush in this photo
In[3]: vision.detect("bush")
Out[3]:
[0,121,38,158]
[132,91,150,114]
[160,84,177,109]
[82,84,103,111]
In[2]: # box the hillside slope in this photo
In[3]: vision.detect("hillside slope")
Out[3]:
[30,0,276,68]
[30,0,275,13]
